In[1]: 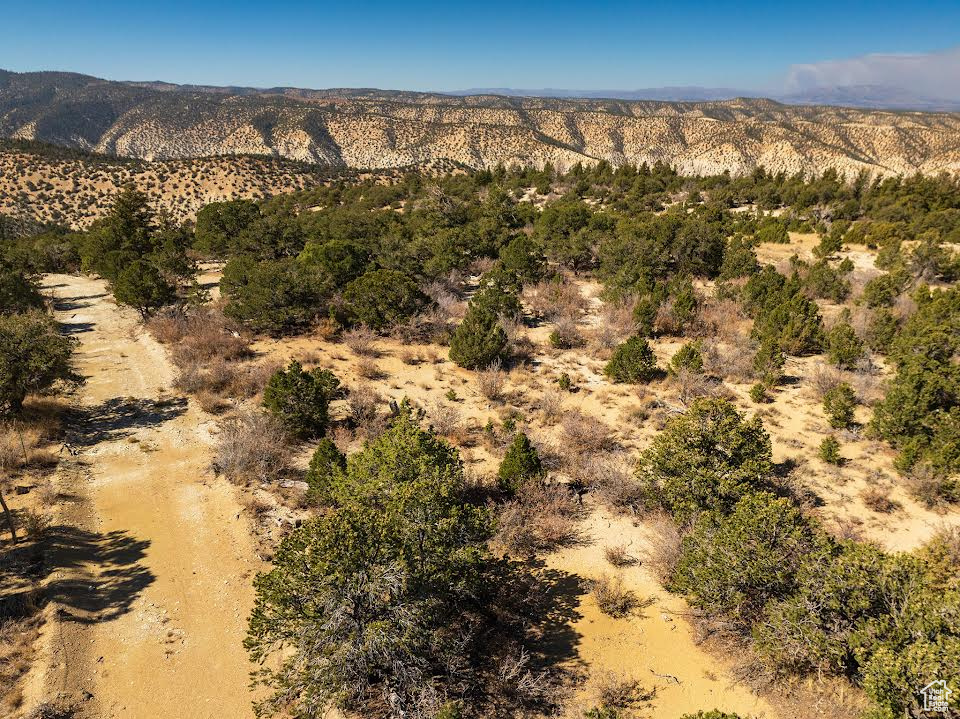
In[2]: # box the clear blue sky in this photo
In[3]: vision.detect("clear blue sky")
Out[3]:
[2,0,959,91]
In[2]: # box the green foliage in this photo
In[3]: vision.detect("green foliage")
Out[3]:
[0,263,44,315]
[297,239,369,287]
[245,406,494,718]
[112,258,176,317]
[680,712,745,719]
[636,398,772,523]
[719,236,759,280]
[471,274,523,320]
[194,199,260,256]
[604,336,660,383]
[754,292,825,355]
[81,186,194,297]
[865,308,899,354]
[819,435,842,464]
[497,432,543,493]
[752,337,785,386]
[862,270,908,308]
[803,259,851,302]
[305,438,347,505]
[221,256,322,334]
[827,322,865,370]
[557,372,573,391]
[755,219,789,244]
[872,286,960,478]
[672,492,816,625]
[749,382,768,403]
[448,305,508,370]
[823,383,857,429]
[670,340,704,374]
[342,269,428,330]
[498,234,546,284]
[0,311,79,415]
[262,361,340,439]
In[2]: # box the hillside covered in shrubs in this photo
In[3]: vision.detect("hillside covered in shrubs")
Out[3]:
[6,161,960,718]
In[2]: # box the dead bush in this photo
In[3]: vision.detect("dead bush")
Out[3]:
[150,307,250,366]
[590,574,639,617]
[227,360,281,399]
[355,357,384,380]
[477,361,507,402]
[643,512,682,584]
[343,325,379,356]
[390,308,453,345]
[574,453,645,513]
[906,465,957,508]
[809,363,845,399]
[195,390,231,415]
[429,400,462,438]
[213,411,290,484]
[562,411,615,454]
[524,277,587,322]
[702,337,755,381]
[860,486,900,513]
[538,389,565,425]
[348,384,383,430]
[604,544,637,567]
[549,317,584,349]
[399,348,422,365]
[494,482,583,553]
[591,671,647,711]
[670,368,716,405]
[694,296,747,342]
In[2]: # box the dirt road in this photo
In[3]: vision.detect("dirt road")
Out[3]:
[25,274,258,718]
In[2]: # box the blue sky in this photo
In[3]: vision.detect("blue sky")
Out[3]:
[2,0,959,91]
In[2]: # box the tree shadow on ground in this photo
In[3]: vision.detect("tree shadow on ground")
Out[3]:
[520,558,586,672]
[67,396,187,447]
[51,292,109,313]
[1,524,153,624]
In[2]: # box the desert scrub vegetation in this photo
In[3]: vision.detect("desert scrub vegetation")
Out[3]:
[12,161,960,717]
[638,396,960,718]
[245,404,556,719]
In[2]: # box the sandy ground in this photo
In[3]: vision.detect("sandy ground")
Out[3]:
[21,274,259,718]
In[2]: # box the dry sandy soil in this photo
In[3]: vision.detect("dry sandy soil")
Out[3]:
[18,274,260,718]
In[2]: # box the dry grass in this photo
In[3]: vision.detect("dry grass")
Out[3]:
[860,485,900,513]
[590,574,639,618]
[538,389,565,425]
[343,325,379,356]
[561,411,615,455]
[494,482,583,553]
[428,400,462,438]
[477,361,507,403]
[347,384,383,431]
[604,544,637,567]
[643,512,682,584]
[213,411,290,484]
[355,357,385,380]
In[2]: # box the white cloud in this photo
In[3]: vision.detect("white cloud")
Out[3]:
[785,46,960,99]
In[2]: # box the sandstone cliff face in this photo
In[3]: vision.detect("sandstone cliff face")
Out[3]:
[3,70,960,176]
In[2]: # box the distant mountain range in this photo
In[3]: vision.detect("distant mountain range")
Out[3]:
[2,69,960,177]
[451,84,960,111]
